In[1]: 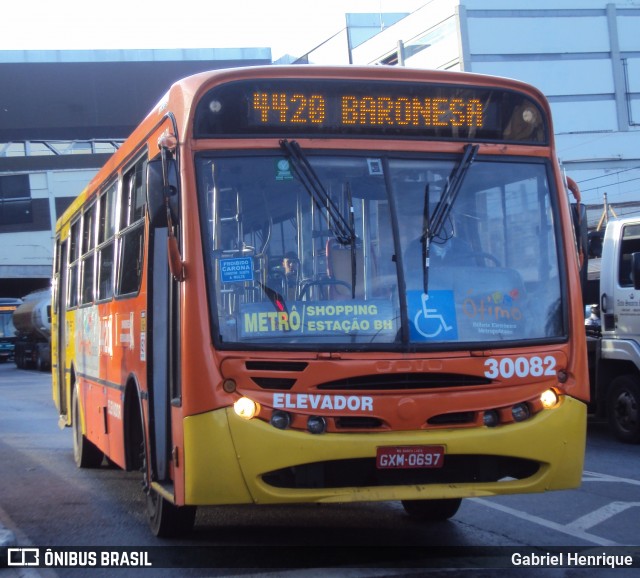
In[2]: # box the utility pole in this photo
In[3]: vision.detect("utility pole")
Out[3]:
[597,192,618,231]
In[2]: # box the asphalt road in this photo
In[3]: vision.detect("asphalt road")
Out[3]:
[0,362,639,577]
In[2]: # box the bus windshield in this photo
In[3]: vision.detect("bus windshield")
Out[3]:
[197,150,562,348]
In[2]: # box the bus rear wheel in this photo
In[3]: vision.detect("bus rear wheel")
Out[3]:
[72,387,104,468]
[401,498,462,521]
[608,375,640,444]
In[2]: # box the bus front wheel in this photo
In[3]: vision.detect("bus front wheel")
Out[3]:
[146,485,197,538]
[401,498,462,521]
[139,435,196,537]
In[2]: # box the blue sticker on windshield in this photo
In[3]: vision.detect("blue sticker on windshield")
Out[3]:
[220,257,254,283]
[408,290,458,341]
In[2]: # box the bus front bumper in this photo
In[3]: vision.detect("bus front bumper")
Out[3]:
[183,396,586,506]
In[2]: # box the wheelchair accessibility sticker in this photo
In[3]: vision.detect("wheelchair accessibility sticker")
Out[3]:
[408,290,457,341]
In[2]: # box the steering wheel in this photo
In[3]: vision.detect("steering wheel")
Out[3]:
[298,278,352,301]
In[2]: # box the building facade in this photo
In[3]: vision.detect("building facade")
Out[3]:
[0,48,271,297]
[305,1,640,224]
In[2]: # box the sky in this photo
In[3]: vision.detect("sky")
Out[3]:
[1,0,427,60]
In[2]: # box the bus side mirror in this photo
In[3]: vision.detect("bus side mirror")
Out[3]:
[147,149,179,228]
[632,253,640,290]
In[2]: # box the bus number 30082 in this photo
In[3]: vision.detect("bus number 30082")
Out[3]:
[483,356,557,380]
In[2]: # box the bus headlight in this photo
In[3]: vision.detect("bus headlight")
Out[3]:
[483,410,500,427]
[512,403,531,422]
[270,410,291,430]
[540,388,560,409]
[234,397,259,420]
[307,416,327,434]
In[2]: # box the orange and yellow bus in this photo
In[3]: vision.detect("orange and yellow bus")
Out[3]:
[52,65,588,537]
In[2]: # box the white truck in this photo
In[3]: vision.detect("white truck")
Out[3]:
[586,216,640,443]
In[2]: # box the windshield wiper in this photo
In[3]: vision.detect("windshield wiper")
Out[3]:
[280,139,358,298]
[279,139,355,245]
[344,181,357,298]
[421,143,478,294]
[430,143,478,241]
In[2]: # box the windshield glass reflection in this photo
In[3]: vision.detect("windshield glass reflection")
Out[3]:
[196,152,563,348]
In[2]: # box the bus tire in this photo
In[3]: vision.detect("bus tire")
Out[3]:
[401,498,462,521]
[36,351,45,372]
[146,488,197,538]
[72,386,104,468]
[139,424,196,537]
[607,375,640,444]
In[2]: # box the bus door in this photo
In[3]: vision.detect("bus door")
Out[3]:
[56,238,69,422]
[146,147,180,485]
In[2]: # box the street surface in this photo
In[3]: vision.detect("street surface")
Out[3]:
[0,362,639,577]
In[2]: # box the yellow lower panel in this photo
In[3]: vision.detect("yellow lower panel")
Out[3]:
[183,409,253,504]
[184,396,586,506]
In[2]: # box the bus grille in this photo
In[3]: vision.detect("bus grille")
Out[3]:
[262,455,539,489]
[317,373,491,391]
[335,416,385,429]
[245,361,308,372]
[251,377,297,390]
[427,412,476,425]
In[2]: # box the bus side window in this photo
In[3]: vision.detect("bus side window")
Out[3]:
[116,155,147,296]
[97,182,117,301]
[121,157,148,228]
[98,242,115,301]
[118,226,144,295]
[68,219,81,308]
[80,202,97,305]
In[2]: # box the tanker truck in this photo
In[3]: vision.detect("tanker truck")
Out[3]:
[13,289,51,371]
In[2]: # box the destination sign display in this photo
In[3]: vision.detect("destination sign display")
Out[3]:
[251,92,484,130]
[194,78,546,144]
